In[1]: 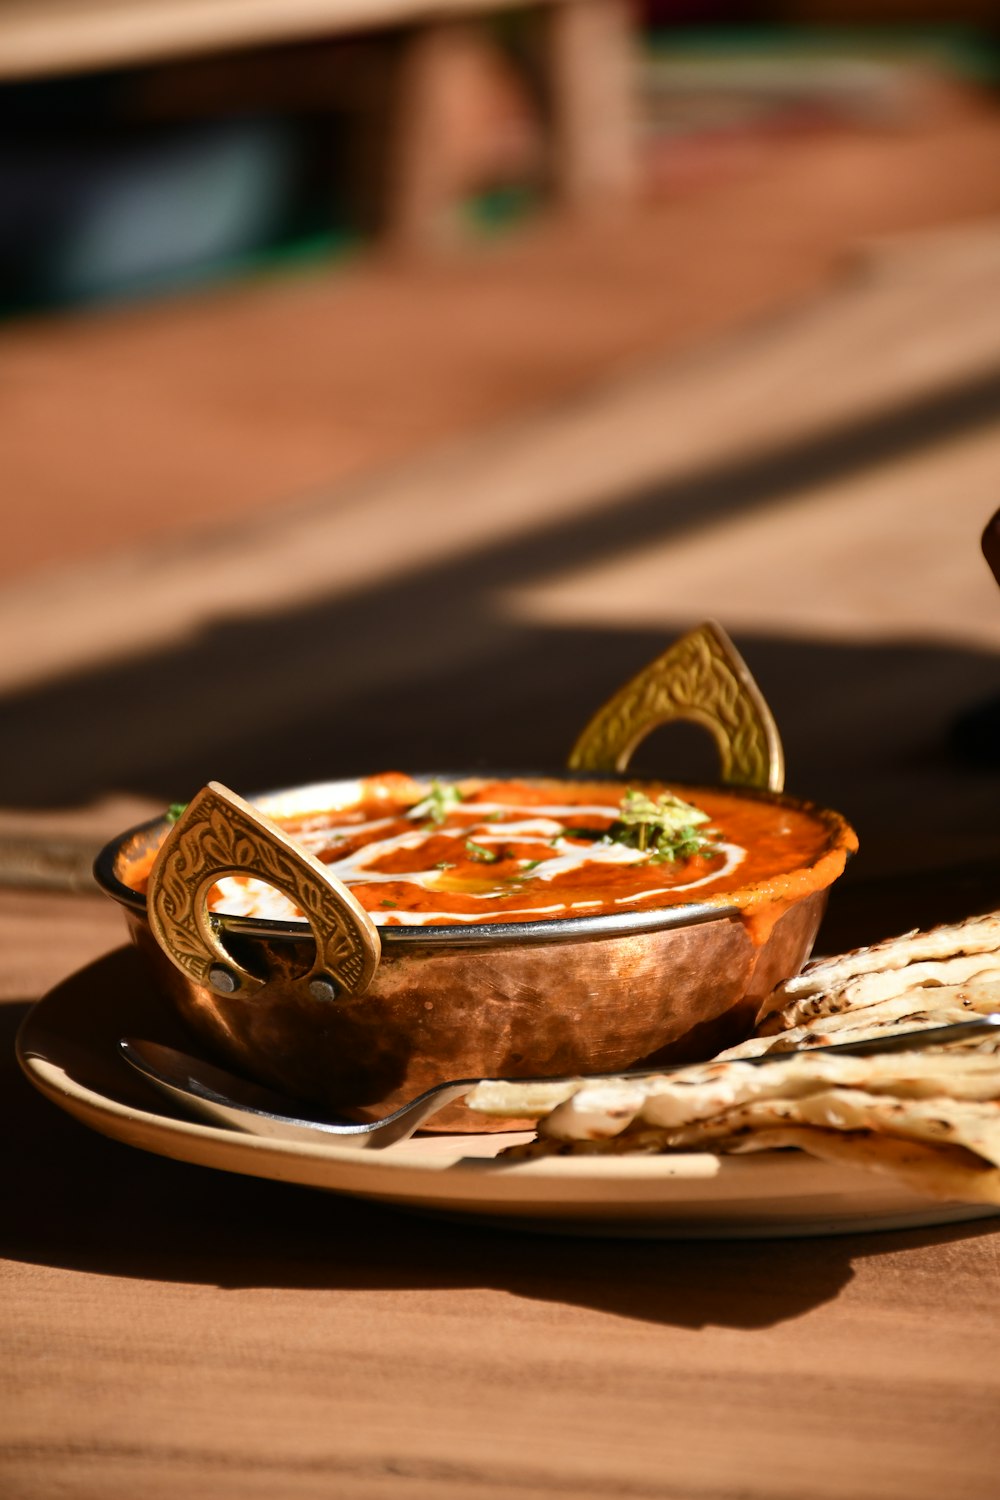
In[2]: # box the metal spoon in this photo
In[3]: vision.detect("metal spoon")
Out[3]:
[120,1015,1000,1150]
[119,1038,481,1148]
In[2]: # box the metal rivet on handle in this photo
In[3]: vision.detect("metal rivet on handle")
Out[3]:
[308,974,340,1003]
[208,964,240,994]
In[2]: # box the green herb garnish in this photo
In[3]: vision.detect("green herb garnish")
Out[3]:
[165,802,188,825]
[380,898,399,908]
[409,780,463,826]
[606,789,716,863]
[520,859,543,873]
[465,839,499,864]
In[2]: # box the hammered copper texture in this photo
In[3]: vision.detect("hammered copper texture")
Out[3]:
[126,891,826,1131]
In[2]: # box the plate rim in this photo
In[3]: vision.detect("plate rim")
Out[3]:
[16,950,1000,1238]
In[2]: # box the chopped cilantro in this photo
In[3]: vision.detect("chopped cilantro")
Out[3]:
[380,898,398,908]
[165,802,188,825]
[607,789,717,863]
[409,780,463,826]
[465,839,499,864]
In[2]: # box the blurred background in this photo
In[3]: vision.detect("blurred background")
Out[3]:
[2,0,999,948]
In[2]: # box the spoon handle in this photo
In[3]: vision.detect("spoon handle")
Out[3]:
[122,1015,1000,1151]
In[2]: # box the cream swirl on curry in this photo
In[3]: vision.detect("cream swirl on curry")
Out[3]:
[185,773,841,929]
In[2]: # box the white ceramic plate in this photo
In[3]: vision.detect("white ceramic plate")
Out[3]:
[17,947,999,1239]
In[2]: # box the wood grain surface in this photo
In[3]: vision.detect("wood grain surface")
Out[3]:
[3,890,1000,1500]
[4,93,1000,1497]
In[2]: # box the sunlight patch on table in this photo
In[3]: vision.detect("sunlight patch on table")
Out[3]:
[497,423,1000,651]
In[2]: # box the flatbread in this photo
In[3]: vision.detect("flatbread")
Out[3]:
[756,912,1000,1022]
[656,1088,1000,1164]
[466,910,1000,1204]
[758,957,1000,1034]
[473,1049,1000,1136]
[720,979,1000,1058]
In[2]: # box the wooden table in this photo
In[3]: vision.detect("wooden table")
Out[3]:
[3,878,1000,1500]
[3,207,1000,1496]
[0,0,636,247]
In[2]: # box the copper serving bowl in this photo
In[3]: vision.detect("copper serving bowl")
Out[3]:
[95,624,857,1131]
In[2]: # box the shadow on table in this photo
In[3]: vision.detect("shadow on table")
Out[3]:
[5,361,1000,1327]
[8,620,1000,949]
[2,345,998,945]
[2,356,1000,820]
[5,988,995,1333]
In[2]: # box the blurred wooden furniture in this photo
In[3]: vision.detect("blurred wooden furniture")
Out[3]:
[0,0,637,246]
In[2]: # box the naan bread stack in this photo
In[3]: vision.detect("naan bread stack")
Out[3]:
[466,912,1000,1204]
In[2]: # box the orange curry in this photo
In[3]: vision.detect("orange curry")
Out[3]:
[163,773,854,934]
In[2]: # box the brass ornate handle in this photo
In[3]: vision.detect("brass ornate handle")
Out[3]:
[567,621,784,791]
[147,781,381,1001]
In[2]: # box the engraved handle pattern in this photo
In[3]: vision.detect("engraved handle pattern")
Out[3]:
[567,621,784,791]
[147,781,380,998]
